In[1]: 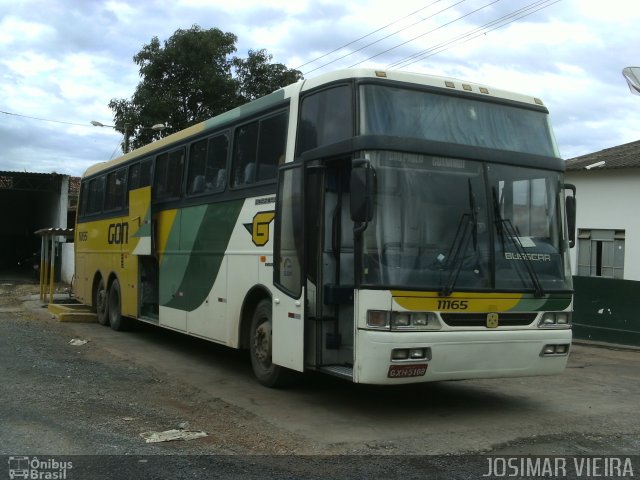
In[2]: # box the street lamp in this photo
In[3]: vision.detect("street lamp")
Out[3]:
[622,67,640,96]
[90,120,166,153]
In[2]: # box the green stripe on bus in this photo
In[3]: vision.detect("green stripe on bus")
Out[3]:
[161,199,244,311]
[509,294,572,312]
[202,89,286,132]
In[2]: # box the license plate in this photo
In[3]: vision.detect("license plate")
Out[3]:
[387,364,428,378]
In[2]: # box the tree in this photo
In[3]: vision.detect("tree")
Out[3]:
[233,49,303,101]
[109,25,302,151]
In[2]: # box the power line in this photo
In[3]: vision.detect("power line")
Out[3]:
[296,0,447,71]
[388,0,561,69]
[0,109,91,128]
[347,0,500,69]
[303,0,470,76]
[1,107,124,159]
[109,137,125,160]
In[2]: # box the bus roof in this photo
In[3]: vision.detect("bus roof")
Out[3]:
[83,68,548,178]
[301,68,546,107]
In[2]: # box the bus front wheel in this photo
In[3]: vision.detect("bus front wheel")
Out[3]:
[249,299,298,388]
[95,278,109,326]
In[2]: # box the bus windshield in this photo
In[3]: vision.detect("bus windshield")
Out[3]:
[360,84,560,158]
[360,151,572,293]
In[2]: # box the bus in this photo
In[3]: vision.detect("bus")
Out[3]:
[75,69,576,387]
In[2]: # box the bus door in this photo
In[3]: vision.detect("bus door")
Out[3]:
[128,186,159,320]
[273,164,305,372]
[306,159,355,380]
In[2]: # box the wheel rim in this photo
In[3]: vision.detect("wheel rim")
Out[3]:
[253,320,272,368]
[97,285,107,315]
[109,288,119,323]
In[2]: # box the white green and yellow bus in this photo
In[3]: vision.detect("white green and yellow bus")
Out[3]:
[75,69,576,387]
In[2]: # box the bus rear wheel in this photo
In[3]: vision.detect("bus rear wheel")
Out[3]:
[95,277,109,326]
[249,299,298,388]
[108,279,129,331]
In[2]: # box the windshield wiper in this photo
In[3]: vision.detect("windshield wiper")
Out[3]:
[440,179,479,297]
[492,187,544,297]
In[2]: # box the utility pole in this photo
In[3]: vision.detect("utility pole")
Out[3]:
[91,121,165,154]
[123,123,130,153]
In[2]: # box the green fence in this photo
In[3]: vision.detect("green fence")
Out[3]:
[572,276,640,347]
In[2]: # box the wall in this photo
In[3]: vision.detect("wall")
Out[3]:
[573,276,640,347]
[565,169,640,281]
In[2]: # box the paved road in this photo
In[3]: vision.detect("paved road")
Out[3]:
[1,282,639,478]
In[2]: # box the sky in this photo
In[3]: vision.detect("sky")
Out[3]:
[1,0,639,177]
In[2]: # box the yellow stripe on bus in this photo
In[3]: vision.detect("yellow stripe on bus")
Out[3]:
[391,291,523,312]
[155,209,179,263]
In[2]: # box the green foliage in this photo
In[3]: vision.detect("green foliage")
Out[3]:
[109,25,302,152]
[233,49,303,101]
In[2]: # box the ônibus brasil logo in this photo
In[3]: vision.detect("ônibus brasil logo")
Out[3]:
[8,456,73,479]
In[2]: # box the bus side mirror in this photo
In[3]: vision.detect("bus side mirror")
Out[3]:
[350,163,375,223]
[564,184,577,248]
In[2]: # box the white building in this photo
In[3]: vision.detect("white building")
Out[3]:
[565,140,640,281]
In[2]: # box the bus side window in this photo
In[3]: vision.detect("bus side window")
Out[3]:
[207,133,229,191]
[86,176,105,215]
[153,153,168,199]
[126,159,152,207]
[187,139,208,195]
[298,85,352,155]
[232,122,259,187]
[104,168,127,211]
[79,181,89,217]
[232,111,287,188]
[187,133,229,194]
[257,111,287,182]
[125,163,140,207]
[153,148,184,200]
[139,158,152,187]
[128,164,141,190]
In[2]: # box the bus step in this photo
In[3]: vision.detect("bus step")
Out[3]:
[319,365,353,380]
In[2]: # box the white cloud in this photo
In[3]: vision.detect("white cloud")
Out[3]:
[2,51,59,76]
[0,16,54,45]
[1,0,639,176]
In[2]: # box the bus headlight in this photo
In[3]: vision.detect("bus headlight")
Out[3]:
[391,312,440,330]
[538,312,572,328]
[368,311,441,330]
[391,347,432,362]
[393,312,411,327]
[540,344,570,356]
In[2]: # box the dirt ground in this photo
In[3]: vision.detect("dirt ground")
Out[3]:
[2,280,639,478]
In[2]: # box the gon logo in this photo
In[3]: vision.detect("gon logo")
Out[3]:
[244,211,275,247]
[108,222,129,245]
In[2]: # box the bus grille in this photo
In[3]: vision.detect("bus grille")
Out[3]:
[440,312,537,327]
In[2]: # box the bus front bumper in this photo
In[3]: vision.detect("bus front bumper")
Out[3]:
[354,328,572,385]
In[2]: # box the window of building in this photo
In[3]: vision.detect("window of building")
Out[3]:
[577,229,625,279]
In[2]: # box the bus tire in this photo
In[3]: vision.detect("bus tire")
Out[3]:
[249,299,298,388]
[95,277,109,326]
[108,279,129,331]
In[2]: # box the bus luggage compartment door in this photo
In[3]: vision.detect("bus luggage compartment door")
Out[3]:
[129,186,153,256]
